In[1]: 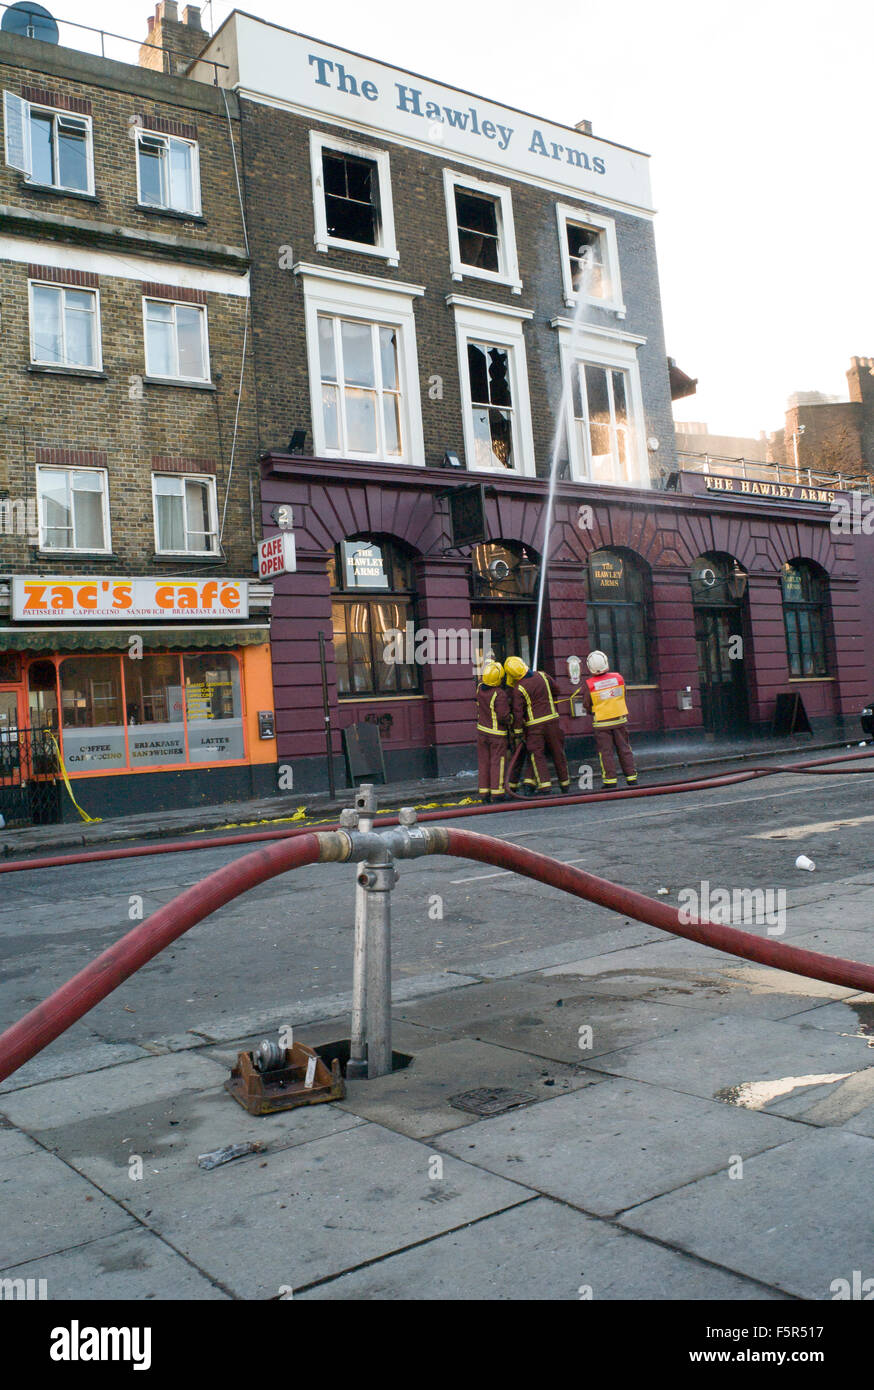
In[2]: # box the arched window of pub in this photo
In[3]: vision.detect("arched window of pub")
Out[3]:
[469,541,538,668]
[586,549,652,683]
[781,560,830,677]
[328,537,421,695]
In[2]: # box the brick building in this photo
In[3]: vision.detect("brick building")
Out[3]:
[187,11,872,792]
[0,5,278,823]
[768,359,874,483]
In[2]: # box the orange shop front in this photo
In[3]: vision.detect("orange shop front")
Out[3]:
[0,576,278,824]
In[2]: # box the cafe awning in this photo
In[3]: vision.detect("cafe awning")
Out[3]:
[0,625,270,653]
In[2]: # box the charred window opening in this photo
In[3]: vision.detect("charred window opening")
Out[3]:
[455,188,501,272]
[567,223,605,296]
[468,342,514,470]
[322,151,381,246]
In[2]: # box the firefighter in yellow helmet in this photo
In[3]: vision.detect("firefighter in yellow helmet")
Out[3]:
[475,660,513,802]
[581,649,637,789]
[504,656,570,796]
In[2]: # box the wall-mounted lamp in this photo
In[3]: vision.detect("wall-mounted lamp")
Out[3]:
[441,450,463,469]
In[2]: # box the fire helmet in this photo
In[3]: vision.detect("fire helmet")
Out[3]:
[504,656,529,686]
[481,660,504,687]
[586,650,610,675]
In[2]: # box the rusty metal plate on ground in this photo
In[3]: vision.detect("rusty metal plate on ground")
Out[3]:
[449,1086,535,1116]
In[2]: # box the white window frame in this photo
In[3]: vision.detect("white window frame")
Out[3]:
[28,279,102,370]
[36,464,111,554]
[309,132,399,265]
[151,472,218,556]
[295,263,425,467]
[3,92,94,194]
[449,295,536,477]
[443,170,522,294]
[134,128,202,216]
[556,203,625,315]
[552,318,648,487]
[142,295,211,383]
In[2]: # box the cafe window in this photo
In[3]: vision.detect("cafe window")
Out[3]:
[58,652,245,773]
[781,561,830,678]
[586,549,652,684]
[329,538,420,696]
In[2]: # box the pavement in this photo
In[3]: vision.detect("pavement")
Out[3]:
[2,829,874,1300]
[0,727,865,856]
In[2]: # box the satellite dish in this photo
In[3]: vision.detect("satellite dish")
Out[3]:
[1,2,59,43]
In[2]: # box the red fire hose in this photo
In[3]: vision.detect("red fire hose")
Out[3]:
[2,816,873,1085]
[1,748,872,877]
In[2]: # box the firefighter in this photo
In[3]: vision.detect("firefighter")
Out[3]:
[504,656,570,796]
[581,650,637,789]
[476,660,513,803]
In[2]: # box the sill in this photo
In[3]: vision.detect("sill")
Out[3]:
[339,693,425,702]
[143,376,215,391]
[563,294,627,317]
[151,552,222,563]
[788,676,834,682]
[450,266,523,294]
[28,363,106,380]
[315,238,399,267]
[136,203,206,225]
[34,549,115,559]
[21,181,98,203]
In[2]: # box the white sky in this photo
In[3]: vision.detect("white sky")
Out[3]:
[38,0,874,438]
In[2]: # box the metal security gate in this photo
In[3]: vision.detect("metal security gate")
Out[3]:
[0,726,61,827]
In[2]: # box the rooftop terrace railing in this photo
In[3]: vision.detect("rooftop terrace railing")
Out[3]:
[677,450,874,496]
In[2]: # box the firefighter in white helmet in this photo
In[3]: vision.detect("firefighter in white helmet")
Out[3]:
[580,650,637,790]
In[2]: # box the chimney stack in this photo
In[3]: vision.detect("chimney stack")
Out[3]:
[575,119,593,135]
[139,2,206,75]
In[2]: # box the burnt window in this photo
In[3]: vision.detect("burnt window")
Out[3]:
[566,223,605,296]
[454,188,501,272]
[467,343,514,470]
[322,150,380,246]
[781,561,830,678]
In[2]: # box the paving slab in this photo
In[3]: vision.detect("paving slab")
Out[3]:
[297,1195,788,1301]
[0,1122,42,1160]
[580,1013,874,1118]
[334,1038,600,1139]
[619,1128,874,1300]
[436,1077,799,1218]
[0,1228,227,1300]
[99,1122,535,1298]
[0,1149,135,1267]
[0,1040,153,1095]
[779,992,874,1038]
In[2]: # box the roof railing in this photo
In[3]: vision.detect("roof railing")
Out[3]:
[676,450,873,495]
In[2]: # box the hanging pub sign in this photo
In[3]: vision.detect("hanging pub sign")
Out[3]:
[342,541,390,590]
[448,483,487,548]
[589,552,625,597]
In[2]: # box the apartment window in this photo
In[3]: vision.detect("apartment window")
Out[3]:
[329,538,420,696]
[586,549,652,684]
[781,561,830,677]
[144,298,209,382]
[579,364,633,484]
[556,204,623,312]
[451,298,535,476]
[468,342,515,470]
[36,465,110,552]
[310,133,398,263]
[3,92,93,193]
[318,315,403,459]
[444,171,521,291]
[29,282,100,369]
[153,474,217,554]
[136,131,200,214]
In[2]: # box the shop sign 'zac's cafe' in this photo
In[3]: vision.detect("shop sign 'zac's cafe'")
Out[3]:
[12,577,249,622]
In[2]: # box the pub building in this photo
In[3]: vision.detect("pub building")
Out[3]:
[194,14,874,792]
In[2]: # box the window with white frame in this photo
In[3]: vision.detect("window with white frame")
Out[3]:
[450,297,535,475]
[3,91,93,193]
[556,204,624,313]
[296,265,425,466]
[309,132,398,264]
[553,318,648,486]
[152,473,217,554]
[143,297,210,382]
[36,465,110,552]
[136,130,201,215]
[443,170,521,292]
[29,281,101,369]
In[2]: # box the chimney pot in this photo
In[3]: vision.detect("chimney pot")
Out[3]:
[183,5,204,28]
[575,119,593,135]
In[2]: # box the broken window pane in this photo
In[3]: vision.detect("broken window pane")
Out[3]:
[567,223,605,296]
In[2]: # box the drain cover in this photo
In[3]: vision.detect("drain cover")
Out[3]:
[449,1086,535,1116]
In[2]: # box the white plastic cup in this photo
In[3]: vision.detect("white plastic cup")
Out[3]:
[795,855,815,872]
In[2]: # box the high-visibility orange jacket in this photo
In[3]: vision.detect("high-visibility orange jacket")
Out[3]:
[512,670,560,733]
[583,671,629,727]
[476,684,513,736]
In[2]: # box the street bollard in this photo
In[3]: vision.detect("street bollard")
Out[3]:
[358,857,399,1078]
[347,784,377,1080]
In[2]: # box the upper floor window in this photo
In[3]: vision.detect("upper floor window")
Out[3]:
[781,561,830,677]
[444,170,521,292]
[451,297,536,476]
[36,465,110,553]
[29,281,101,369]
[3,91,93,193]
[136,130,201,215]
[310,132,398,264]
[556,204,624,314]
[143,297,210,382]
[153,473,217,555]
[318,315,403,460]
